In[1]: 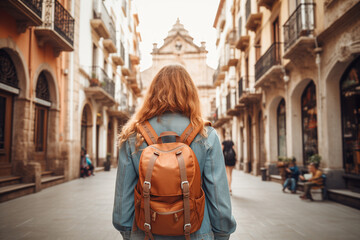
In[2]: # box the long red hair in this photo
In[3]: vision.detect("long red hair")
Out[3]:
[119,65,206,148]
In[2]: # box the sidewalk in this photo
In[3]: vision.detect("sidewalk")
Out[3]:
[0,169,359,240]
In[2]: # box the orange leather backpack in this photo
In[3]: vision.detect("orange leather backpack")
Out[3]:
[134,121,210,240]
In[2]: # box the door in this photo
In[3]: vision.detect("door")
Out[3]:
[272,17,280,62]
[258,111,265,169]
[248,115,253,173]
[96,124,100,166]
[0,91,13,176]
[33,105,48,171]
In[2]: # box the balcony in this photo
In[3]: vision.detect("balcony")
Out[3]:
[130,54,140,65]
[91,0,117,53]
[112,41,125,66]
[257,0,277,10]
[245,0,262,32]
[213,66,225,86]
[1,0,43,33]
[227,47,238,67]
[239,77,262,105]
[34,0,74,55]
[255,42,283,87]
[283,3,315,60]
[85,66,116,106]
[213,106,231,128]
[121,67,131,76]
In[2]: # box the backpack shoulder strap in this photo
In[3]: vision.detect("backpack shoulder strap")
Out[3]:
[180,121,212,145]
[137,120,158,145]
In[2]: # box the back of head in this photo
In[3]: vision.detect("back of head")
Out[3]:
[120,65,205,147]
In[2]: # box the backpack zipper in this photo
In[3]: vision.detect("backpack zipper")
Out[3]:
[148,145,185,153]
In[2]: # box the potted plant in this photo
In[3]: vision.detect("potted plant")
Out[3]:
[104,153,111,171]
[90,72,100,86]
[308,154,321,167]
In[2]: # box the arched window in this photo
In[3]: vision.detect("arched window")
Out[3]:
[277,99,287,157]
[34,72,50,153]
[301,81,318,164]
[340,56,360,175]
[0,49,18,88]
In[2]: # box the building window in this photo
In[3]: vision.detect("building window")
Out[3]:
[341,56,360,175]
[277,99,287,157]
[0,49,18,88]
[34,72,50,152]
[301,81,318,164]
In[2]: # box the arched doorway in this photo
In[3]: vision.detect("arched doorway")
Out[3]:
[33,72,51,171]
[258,111,265,169]
[301,81,318,165]
[248,115,253,173]
[81,104,92,152]
[277,99,287,157]
[340,56,360,175]
[0,49,18,176]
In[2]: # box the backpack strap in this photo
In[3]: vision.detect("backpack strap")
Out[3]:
[138,121,158,145]
[180,121,212,146]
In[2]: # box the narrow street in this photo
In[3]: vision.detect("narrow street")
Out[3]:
[1,170,359,240]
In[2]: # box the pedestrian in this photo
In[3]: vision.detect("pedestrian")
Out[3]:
[282,158,299,193]
[222,135,236,194]
[80,148,89,178]
[113,65,236,240]
[86,153,95,176]
[299,162,323,201]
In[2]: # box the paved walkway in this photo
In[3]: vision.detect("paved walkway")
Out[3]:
[0,170,360,240]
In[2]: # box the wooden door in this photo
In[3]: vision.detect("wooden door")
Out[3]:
[0,91,13,176]
[33,105,48,171]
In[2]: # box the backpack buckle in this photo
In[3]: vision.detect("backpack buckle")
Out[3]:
[144,223,151,230]
[184,223,191,231]
[144,181,151,190]
[181,181,189,190]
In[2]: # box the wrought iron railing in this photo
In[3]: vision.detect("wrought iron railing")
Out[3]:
[238,77,243,98]
[245,0,251,21]
[90,66,115,98]
[120,41,125,60]
[255,42,282,81]
[54,0,74,45]
[213,65,221,85]
[21,0,43,18]
[283,3,315,51]
[93,0,116,43]
[226,93,231,111]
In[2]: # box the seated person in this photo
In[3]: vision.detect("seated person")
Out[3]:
[282,158,299,193]
[80,148,89,178]
[86,153,95,176]
[299,162,323,201]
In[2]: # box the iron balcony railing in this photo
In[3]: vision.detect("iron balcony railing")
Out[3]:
[213,65,221,85]
[226,93,231,111]
[93,0,116,44]
[283,3,315,51]
[238,77,243,99]
[255,42,282,81]
[245,0,251,21]
[90,66,115,98]
[22,0,43,18]
[120,41,125,60]
[53,0,74,45]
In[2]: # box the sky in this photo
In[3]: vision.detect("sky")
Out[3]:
[136,0,220,71]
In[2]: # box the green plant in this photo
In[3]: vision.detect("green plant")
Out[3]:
[308,154,321,165]
[278,156,292,163]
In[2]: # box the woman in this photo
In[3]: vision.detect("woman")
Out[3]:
[113,65,236,240]
[222,137,236,194]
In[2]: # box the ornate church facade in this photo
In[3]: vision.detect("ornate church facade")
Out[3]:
[141,19,215,119]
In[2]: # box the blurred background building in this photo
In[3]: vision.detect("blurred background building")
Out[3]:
[0,0,141,202]
[212,0,360,207]
[140,19,216,119]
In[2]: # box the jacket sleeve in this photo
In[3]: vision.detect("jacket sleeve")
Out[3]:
[202,129,237,240]
[112,139,138,237]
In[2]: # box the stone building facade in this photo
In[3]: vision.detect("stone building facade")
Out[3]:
[213,0,360,196]
[141,19,215,119]
[0,0,141,201]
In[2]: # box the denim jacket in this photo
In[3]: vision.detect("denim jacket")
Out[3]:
[113,113,236,240]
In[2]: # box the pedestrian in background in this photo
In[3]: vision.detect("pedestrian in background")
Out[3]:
[86,153,95,176]
[282,158,299,193]
[80,148,89,177]
[113,65,236,240]
[222,136,236,194]
[299,162,323,200]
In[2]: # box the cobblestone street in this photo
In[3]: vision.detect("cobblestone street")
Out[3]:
[1,169,360,240]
